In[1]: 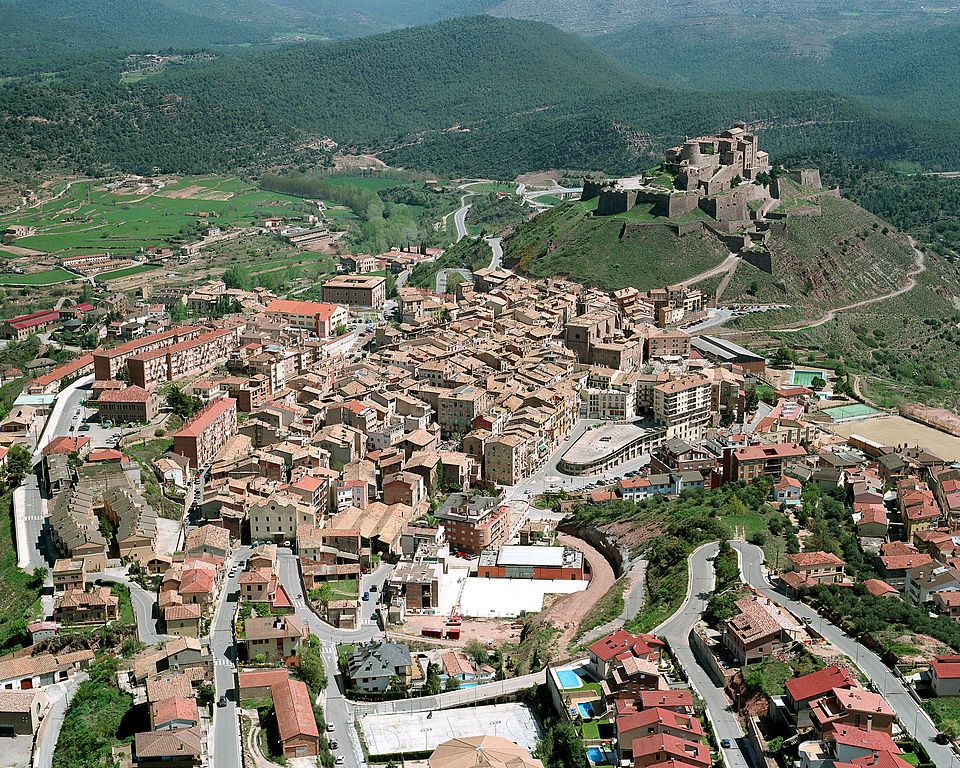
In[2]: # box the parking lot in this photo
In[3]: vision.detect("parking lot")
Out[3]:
[360,702,541,757]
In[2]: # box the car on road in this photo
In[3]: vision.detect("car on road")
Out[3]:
[217,695,228,707]
[326,723,335,732]
[369,584,377,592]
[329,740,339,750]
[362,591,370,601]
[78,424,90,431]
[229,568,237,577]
[335,757,344,765]
[720,739,732,749]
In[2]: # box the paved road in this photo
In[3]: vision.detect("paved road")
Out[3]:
[581,558,647,645]
[35,672,88,768]
[209,548,245,768]
[275,549,386,768]
[732,540,957,767]
[93,570,171,645]
[453,202,472,241]
[486,237,503,270]
[435,267,473,294]
[656,543,756,768]
[677,253,739,288]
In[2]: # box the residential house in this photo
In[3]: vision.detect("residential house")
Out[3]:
[347,642,413,693]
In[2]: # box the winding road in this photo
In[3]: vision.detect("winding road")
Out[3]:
[656,543,756,768]
[772,237,926,333]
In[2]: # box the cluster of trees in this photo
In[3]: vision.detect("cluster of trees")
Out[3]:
[162,384,204,419]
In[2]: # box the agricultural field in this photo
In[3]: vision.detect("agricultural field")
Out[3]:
[0,176,309,259]
[0,267,74,285]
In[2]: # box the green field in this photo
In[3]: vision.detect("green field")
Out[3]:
[0,268,75,285]
[2,176,307,258]
[98,264,162,281]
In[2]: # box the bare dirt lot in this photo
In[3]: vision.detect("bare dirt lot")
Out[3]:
[162,185,233,201]
[539,533,615,655]
[829,415,960,461]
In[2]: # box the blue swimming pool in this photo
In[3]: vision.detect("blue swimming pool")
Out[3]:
[577,701,594,718]
[586,747,611,765]
[557,669,582,689]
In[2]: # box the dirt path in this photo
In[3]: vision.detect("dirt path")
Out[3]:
[678,252,739,288]
[771,237,926,333]
[542,533,615,655]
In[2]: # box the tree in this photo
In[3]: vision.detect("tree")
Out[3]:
[425,662,441,695]
[297,643,328,698]
[197,682,215,708]
[810,376,826,391]
[744,386,759,413]
[770,345,795,368]
[444,675,461,691]
[222,264,253,290]
[463,639,488,667]
[4,443,32,488]
[163,384,203,419]
[169,301,188,323]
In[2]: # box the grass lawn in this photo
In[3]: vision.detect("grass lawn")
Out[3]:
[923,697,960,737]
[98,264,162,281]
[327,578,359,601]
[0,268,75,285]
[97,581,135,625]
[123,436,175,467]
[720,514,769,539]
[581,722,600,740]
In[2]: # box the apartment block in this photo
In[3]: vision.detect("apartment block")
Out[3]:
[321,274,387,308]
[126,327,239,389]
[653,375,712,441]
[173,397,238,470]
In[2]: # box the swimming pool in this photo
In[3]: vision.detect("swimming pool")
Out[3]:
[586,747,612,765]
[791,369,827,386]
[557,669,583,689]
[577,701,595,718]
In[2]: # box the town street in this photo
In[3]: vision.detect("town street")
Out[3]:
[275,548,388,768]
[94,570,171,645]
[35,672,89,768]
[209,549,246,768]
[731,540,957,767]
[656,543,757,768]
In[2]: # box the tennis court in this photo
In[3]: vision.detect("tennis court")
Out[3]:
[822,403,881,421]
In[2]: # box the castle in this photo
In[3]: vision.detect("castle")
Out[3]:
[582,124,822,228]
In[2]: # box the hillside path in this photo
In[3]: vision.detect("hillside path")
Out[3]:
[771,236,926,333]
[678,252,739,287]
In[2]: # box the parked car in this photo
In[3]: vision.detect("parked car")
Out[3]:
[369,584,377,592]
[335,757,345,765]
[326,723,335,733]
[217,695,228,708]
[720,739,732,749]
[78,424,90,432]
[329,741,339,750]
[362,591,370,601]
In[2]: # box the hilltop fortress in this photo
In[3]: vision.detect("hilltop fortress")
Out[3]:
[581,124,831,270]
[582,124,824,223]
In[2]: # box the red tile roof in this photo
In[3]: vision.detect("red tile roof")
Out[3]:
[734,443,807,461]
[587,629,663,662]
[635,690,694,710]
[831,725,899,753]
[630,733,709,766]
[785,665,857,703]
[617,708,705,738]
[272,676,319,743]
[97,385,153,403]
[88,448,124,462]
[150,696,199,727]
[43,436,90,456]
[265,299,344,322]
[931,654,960,680]
[787,551,844,568]
[864,579,899,597]
[174,397,236,438]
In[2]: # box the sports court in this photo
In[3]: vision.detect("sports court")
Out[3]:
[821,403,881,421]
[360,702,542,756]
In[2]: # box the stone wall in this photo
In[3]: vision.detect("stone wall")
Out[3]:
[742,249,773,274]
[556,522,626,578]
[787,168,822,190]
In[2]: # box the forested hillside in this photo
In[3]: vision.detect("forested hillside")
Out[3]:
[3,15,959,182]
